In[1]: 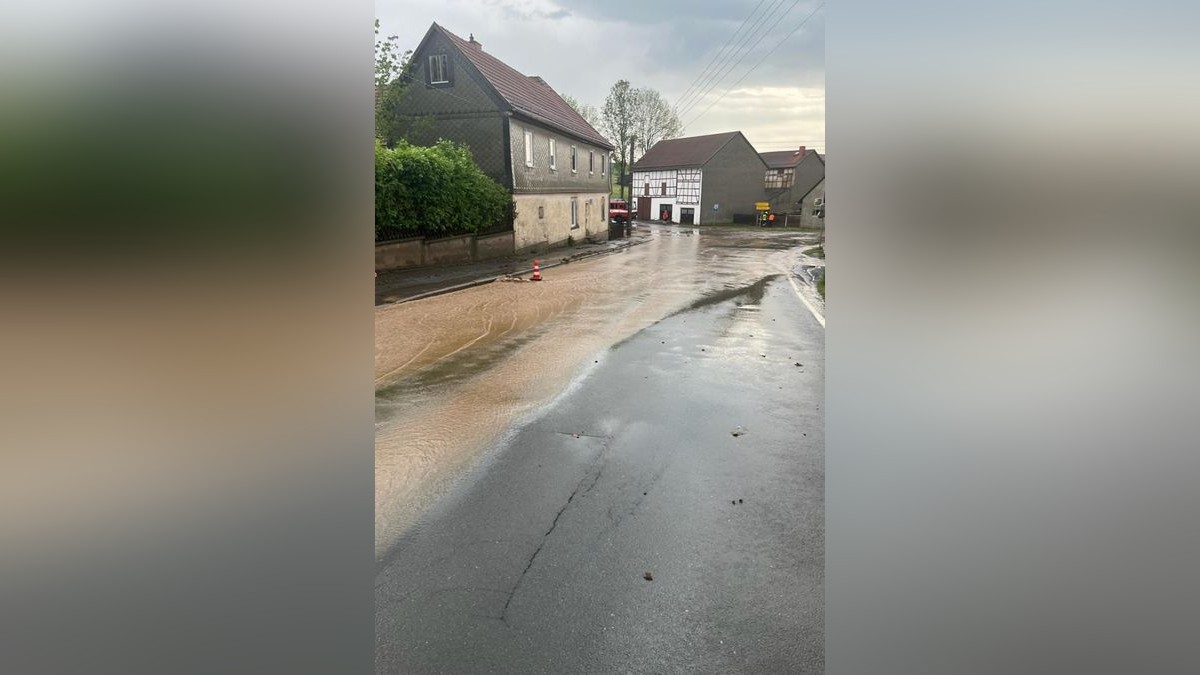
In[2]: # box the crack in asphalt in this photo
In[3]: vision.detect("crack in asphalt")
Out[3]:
[500,438,611,624]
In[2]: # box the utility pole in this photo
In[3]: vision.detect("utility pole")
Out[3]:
[626,135,635,209]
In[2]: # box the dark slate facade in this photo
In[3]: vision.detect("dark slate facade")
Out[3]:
[387,23,614,251]
[389,23,613,195]
[387,28,513,187]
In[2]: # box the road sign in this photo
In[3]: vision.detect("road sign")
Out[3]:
[755,202,770,211]
[712,203,719,211]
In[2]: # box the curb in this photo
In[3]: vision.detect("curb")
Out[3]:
[386,237,650,305]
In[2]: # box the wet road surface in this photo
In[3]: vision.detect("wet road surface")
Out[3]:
[375,226,824,672]
[375,226,821,555]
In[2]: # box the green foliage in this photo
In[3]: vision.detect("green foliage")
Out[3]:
[375,19,413,141]
[375,140,512,240]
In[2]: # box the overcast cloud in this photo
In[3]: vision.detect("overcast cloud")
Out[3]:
[377,0,824,153]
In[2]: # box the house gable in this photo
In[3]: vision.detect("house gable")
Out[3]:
[398,24,510,118]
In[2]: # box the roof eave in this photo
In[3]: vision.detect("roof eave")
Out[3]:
[510,109,613,150]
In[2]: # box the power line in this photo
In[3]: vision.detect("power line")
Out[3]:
[672,0,770,115]
[676,0,806,123]
[676,0,806,121]
[676,0,795,115]
[685,2,824,129]
[673,0,786,114]
[675,0,801,119]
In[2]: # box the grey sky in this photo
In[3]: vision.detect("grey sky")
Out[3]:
[377,0,824,153]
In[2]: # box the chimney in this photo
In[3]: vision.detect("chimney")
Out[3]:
[796,145,806,157]
[468,33,482,50]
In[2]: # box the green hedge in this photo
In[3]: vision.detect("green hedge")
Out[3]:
[375,140,512,241]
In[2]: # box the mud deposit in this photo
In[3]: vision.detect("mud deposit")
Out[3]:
[374,226,819,557]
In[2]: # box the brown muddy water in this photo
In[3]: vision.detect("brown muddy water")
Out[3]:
[374,227,820,558]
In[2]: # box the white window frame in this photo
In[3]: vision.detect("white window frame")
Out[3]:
[570,197,578,228]
[548,139,557,170]
[601,155,606,176]
[589,150,594,175]
[523,130,534,167]
[428,54,448,84]
[570,145,577,173]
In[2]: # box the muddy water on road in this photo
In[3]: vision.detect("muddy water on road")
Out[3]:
[375,227,820,558]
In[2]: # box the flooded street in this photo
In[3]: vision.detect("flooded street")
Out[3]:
[375,225,822,558]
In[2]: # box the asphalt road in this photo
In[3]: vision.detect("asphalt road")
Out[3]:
[376,273,824,673]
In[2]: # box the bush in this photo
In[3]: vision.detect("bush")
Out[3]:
[375,139,512,241]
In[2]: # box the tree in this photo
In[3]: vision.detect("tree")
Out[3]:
[560,94,602,131]
[375,19,412,142]
[631,87,682,158]
[601,80,636,201]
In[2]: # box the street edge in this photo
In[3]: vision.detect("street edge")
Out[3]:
[383,238,651,306]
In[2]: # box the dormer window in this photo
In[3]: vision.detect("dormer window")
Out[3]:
[428,54,449,84]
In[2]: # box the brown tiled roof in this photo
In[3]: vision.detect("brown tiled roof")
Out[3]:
[759,148,820,169]
[434,24,613,150]
[632,132,744,169]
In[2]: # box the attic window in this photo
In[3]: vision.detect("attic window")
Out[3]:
[589,151,594,175]
[428,54,449,84]
[570,146,577,173]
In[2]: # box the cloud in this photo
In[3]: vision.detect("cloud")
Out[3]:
[376,0,823,150]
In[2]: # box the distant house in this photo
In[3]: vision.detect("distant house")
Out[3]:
[796,177,824,229]
[759,146,824,215]
[631,131,767,225]
[390,23,614,252]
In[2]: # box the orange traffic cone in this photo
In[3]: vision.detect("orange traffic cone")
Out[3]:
[530,259,542,281]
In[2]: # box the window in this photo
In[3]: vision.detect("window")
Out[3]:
[538,205,544,219]
[428,54,449,84]
[570,197,578,229]
[661,182,667,196]
[523,130,534,167]
[764,168,794,188]
[549,139,556,170]
[601,155,606,176]
[589,151,594,175]
[570,146,577,173]
[643,182,650,196]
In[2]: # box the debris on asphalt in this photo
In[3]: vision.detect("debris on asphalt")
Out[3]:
[738,499,744,504]
[731,426,747,437]
[643,572,654,581]
[794,362,802,367]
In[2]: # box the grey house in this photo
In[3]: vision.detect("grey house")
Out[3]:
[631,131,768,225]
[759,146,824,215]
[795,177,825,229]
[390,23,614,252]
